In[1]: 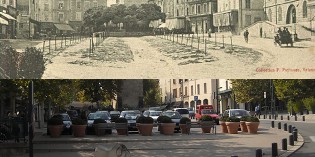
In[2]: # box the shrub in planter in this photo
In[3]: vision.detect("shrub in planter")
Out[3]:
[115,117,128,123]
[199,115,213,133]
[179,117,191,134]
[136,116,145,134]
[245,116,260,134]
[115,117,128,135]
[93,119,107,136]
[240,116,250,132]
[158,116,175,135]
[219,116,228,133]
[72,118,87,137]
[47,117,63,138]
[226,117,240,134]
[138,117,154,136]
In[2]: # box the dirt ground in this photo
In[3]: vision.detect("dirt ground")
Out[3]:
[41,35,315,79]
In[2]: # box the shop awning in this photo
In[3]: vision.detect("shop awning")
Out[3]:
[0,12,16,21]
[54,23,75,31]
[0,17,8,25]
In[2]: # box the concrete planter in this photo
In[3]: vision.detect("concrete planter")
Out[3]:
[48,125,63,138]
[139,124,153,136]
[72,125,86,137]
[245,122,260,134]
[200,121,213,133]
[226,122,240,134]
[179,124,190,134]
[240,121,248,132]
[219,121,228,133]
[160,123,176,135]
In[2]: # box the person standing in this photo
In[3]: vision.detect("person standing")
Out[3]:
[244,30,249,43]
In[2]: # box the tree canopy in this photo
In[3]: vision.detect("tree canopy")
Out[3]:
[143,79,161,108]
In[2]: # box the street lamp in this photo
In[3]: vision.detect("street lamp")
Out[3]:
[270,80,275,118]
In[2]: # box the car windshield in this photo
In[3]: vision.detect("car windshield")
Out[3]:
[162,112,181,119]
[201,109,216,114]
[88,113,109,120]
[54,114,70,121]
[176,109,189,114]
[231,110,250,117]
[125,113,137,119]
[150,112,161,116]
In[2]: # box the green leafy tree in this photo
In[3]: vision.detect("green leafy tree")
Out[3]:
[302,97,315,112]
[143,80,161,107]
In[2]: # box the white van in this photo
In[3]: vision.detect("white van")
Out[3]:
[172,108,190,118]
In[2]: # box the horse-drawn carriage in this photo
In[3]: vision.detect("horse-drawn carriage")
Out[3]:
[274,27,294,47]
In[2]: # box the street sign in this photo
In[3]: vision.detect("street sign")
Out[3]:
[194,96,198,101]
[264,92,266,98]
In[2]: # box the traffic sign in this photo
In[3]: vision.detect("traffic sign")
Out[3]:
[194,96,198,101]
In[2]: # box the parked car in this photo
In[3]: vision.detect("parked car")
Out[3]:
[86,112,112,134]
[66,110,78,120]
[47,113,72,135]
[161,110,181,132]
[196,109,220,125]
[149,107,162,111]
[95,111,111,119]
[123,112,139,131]
[120,111,136,118]
[173,108,190,118]
[143,110,162,123]
[223,109,251,119]
[109,111,121,122]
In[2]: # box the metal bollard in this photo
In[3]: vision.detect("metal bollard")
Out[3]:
[302,116,305,121]
[272,143,278,157]
[271,121,275,128]
[275,115,277,120]
[282,138,287,150]
[289,135,294,146]
[263,115,266,119]
[295,115,297,121]
[288,125,292,133]
[284,123,287,131]
[287,115,290,120]
[278,122,281,129]
[293,129,298,141]
[281,115,283,120]
[269,115,271,119]
[256,149,262,157]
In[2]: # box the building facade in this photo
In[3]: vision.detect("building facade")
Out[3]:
[115,0,149,6]
[0,0,17,39]
[114,80,144,110]
[213,0,265,34]
[264,0,313,39]
[159,79,219,113]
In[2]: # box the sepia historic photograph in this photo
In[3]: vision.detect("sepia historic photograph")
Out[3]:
[0,0,314,79]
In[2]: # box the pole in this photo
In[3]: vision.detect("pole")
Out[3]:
[42,40,45,53]
[48,38,51,54]
[198,37,200,50]
[215,33,217,46]
[28,81,34,157]
[222,35,225,48]
[54,36,57,50]
[61,34,63,48]
[204,39,207,55]
[230,36,233,50]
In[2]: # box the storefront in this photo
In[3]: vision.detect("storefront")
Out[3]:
[0,12,16,39]
[213,10,238,33]
[0,17,8,39]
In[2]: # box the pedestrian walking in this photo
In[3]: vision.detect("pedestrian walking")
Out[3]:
[244,30,249,43]
[208,28,212,38]
[255,105,260,117]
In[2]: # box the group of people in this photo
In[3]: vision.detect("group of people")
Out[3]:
[277,27,291,38]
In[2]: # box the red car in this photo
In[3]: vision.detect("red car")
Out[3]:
[195,109,220,125]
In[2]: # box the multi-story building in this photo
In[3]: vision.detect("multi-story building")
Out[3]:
[159,79,219,113]
[186,0,217,34]
[27,0,107,36]
[0,0,17,39]
[263,0,313,39]
[115,0,148,6]
[213,0,265,34]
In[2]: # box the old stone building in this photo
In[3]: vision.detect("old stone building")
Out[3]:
[0,0,17,39]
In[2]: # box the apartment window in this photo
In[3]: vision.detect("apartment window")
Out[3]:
[176,0,179,4]
[173,79,176,84]
[77,2,81,9]
[303,1,307,18]
[177,9,179,16]
[268,9,272,22]
[197,84,200,95]
[278,7,282,21]
[185,87,187,96]
[204,83,207,94]
[58,12,64,21]
[203,3,207,13]
[191,86,193,96]
[186,7,189,15]
[9,0,13,5]
[173,89,177,98]
[191,6,195,15]
[197,5,201,14]
[93,1,98,8]
[44,4,49,11]
[76,12,82,20]
[59,2,64,9]
[245,0,250,9]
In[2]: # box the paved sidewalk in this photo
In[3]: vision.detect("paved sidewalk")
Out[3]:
[17,122,302,157]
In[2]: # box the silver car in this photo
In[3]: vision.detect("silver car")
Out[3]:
[223,109,251,118]
[143,110,162,123]
[161,111,181,131]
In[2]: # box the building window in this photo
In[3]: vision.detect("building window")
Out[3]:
[59,2,64,9]
[203,3,207,13]
[245,0,250,9]
[185,87,187,96]
[303,1,307,18]
[191,85,193,96]
[9,0,13,5]
[191,6,195,15]
[44,4,49,11]
[204,83,207,94]
[77,2,81,9]
[58,13,64,21]
[278,7,282,21]
[173,79,176,84]
[197,5,201,14]
[186,7,189,15]
[2,0,6,4]
[197,84,200,95]
[173,89,177,98]
[76,12,82,20]
[85,1,90,9]
[177,9,179,16]
[93,1,98,7]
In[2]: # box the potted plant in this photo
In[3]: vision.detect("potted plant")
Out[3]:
[219,116,228,133]
[199,115,213,133]
[115,117,128,135]
[47,117,63,138]
[179,117,191,134]
[158,116,175,135]
[72,118,87,137]
[240,116,250,132]
[93,119,107,136]
[136,116,145,135]
[138,117,154,136]
[245,116,260,134]
[225,116,240,134]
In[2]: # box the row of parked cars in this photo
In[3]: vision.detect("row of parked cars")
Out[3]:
[48,108,252,135]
